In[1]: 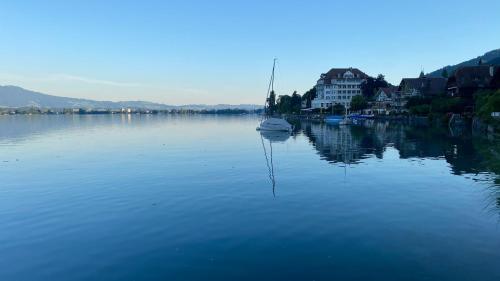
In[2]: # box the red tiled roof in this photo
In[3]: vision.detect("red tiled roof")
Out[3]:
[318,68,370,84]
[451,65,498,88]
[399,77,447,96]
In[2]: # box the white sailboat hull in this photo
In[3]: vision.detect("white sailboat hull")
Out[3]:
[257,118,293,132]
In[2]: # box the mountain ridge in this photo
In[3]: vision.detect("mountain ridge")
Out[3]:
[0,85,261,110]
[427,48,500,77]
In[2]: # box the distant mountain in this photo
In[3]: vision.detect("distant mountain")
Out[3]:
[0,85,261,110]
[427,48,500,78]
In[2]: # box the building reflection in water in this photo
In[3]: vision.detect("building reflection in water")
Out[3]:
[300,120,498,175]
[301,121,386,165]
[298,119,500,210]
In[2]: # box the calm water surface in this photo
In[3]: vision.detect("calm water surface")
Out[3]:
[1,115,499,281]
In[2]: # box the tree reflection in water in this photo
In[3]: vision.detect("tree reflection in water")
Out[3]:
[298,120,500,211]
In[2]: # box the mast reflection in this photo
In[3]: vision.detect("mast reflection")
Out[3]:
[259,130,291,196]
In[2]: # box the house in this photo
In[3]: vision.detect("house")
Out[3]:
[373,87,405,114]
[447,65,499,97]
[399,72,447,97]
[312,68,369,109]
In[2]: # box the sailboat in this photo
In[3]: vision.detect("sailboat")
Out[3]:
[256,59,293,132]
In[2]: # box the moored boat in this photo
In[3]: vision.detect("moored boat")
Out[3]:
[256,59,293,132]
[257,117,293,132]
[325,115,343,123]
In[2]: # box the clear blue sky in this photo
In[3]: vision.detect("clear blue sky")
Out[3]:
[1,0,499,105]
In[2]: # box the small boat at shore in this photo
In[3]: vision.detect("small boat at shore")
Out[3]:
[257,59,293,132]
[339,118,352,125]
[326,110,352,125]
[325,115,351,125]
[349,113,374,119]
[325,115,343,123]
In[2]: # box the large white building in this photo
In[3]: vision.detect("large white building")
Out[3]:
[312,68,369,109]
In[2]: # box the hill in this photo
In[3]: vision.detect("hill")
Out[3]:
[0,85,260,111]
[427,48,500,78]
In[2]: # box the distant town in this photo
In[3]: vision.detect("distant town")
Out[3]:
[0,107,262,116]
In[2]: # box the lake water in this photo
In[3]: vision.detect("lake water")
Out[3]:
[1,114,499,281]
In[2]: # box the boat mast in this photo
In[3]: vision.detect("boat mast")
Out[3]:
[271,58,276,94]
[264,58,277,118]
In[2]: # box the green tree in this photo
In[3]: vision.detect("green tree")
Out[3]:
[441,68,449,78]
[301,87,316,108]
[276,91,304,114]
[276,94,291,114]
[430,97,466,114]
[475,89,500,122]
[350,95,368,112]
[290,91,302,113]
[326,103,346,115]
[361,77,376,99]
[406,96,432,109]
[267,90,277,115]
[409,104,430,116]
[361,74,389,100]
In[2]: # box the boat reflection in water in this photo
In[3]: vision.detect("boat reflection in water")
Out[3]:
[259,130,291,196]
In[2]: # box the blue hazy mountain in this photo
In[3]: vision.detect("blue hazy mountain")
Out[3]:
[427,48,500,77]
[0,85,260,110]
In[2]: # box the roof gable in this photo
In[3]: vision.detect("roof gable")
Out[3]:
[399,77,447,95]
[451,65,498,88]
[319,68,370,84]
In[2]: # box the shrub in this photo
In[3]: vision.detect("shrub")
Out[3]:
[475,89,500,123]
[409,104,430,116]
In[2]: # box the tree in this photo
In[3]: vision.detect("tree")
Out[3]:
[326,103,345,115]
[475,89,500,122]
[375,74,389,89]
[276,91,303,114]
[267,90,277,115]
[361,77,376,99]
[478,58,483,65]
[441,68,449,78]
[406,96,432,109]
[431,97,467,114]
[350,95,368,112]
[276,94,291,114]
[409,104,430,116]
[361,74,389,100]
[290,91,302,113]
[301,87,316,108]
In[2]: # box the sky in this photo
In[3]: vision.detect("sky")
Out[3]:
[0,0,499,105]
